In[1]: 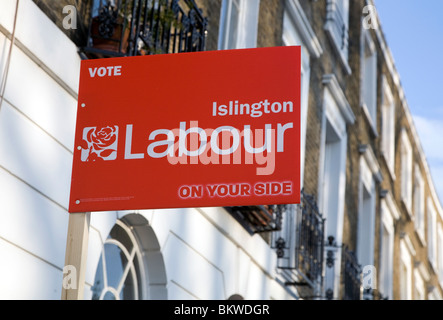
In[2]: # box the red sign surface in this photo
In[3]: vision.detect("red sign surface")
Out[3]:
[69,46,301,213]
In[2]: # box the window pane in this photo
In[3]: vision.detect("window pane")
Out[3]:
[121,269,136,300]
[91,220,143,300]
[110,224,134,253]
[104,243,128,289]
[221,0,241,49]
[438,230,443,279]
[103,291,116,300]
[91,253,105,300]
[227,3,239,49]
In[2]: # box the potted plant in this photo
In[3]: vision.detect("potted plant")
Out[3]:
[89,0,133,55]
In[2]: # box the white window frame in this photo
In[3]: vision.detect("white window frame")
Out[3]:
[218,0,260,50]
[319,74,355,299]
[283,12,310,190]
[427,197,437,271]
[428,288,443,300]
[356,145,382,270]
[91,219,145,300]
[282,0,322,189]
[380,75,395,178]
[400,129,413,215]
[400,240,413,300]
[414,261,431,300]
[324,0,351,74]
[379,193,399,300]
[438,223,443,287]
[360,27,378,135]
[414,269,425,300]
[413,165,426,244]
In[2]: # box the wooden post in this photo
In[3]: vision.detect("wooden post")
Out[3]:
[61,212,90,300]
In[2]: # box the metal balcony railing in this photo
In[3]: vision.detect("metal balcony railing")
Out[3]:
[342,245,362,300]
[293,191,325,285]
[273,190,325,297]
[324,238,363,300]
[83,0,207,58]
[363,288,389,300]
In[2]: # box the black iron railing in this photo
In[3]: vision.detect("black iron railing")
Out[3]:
[363,288,389,300]
[83,0,207,58]
[324,238,363,300]
[227,205,284,234]
[273,190,325,295]
[294,191,325,285]
[342,245,362,300]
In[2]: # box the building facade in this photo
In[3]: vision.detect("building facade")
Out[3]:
[0,0,441,300]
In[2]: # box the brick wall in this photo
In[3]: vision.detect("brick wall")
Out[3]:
[195,0,221,51]
[257,0,284,48]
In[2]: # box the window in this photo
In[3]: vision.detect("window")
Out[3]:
[414,261,430,300]
[219,0,240,49]
[379,194,398,300]
[400,240,412,300]
[360,28,378,134]
[357,145,382,270]
[319,76,355,239]
[400,130,413,213]
[427,198,437,271]
[272,1,324,297]
[380,219,392,297]
[324,0,351,74]
[319,74,355,299]
[414,270,425,300]
[91,222,140,299]
[283,0,322,187]
[438,224,443,285]
[91,220,145,300]
[413,165,425,243]
[381,76,395,176]
[428,288,443,300]
[218,0,260,49]
[88,214,167,300]
[320,119,344,235]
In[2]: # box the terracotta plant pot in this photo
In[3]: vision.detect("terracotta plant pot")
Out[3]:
[90,16,130,54]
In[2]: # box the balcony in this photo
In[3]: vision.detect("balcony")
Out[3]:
[342,245,362,300]
[324,239,362,300]
[82,0,207,58]
[273,190,325,298]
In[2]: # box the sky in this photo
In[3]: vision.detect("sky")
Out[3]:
[374,0,443,203]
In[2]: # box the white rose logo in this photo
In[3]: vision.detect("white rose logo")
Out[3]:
[80,126,118,161]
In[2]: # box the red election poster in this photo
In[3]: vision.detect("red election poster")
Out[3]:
[69,46,301,212]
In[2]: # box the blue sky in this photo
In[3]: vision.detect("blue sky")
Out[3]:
[374,0,443,202]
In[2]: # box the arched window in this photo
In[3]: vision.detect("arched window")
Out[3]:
[90,214,168,300]
[91,219,145,300]
[227,294,244,300]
